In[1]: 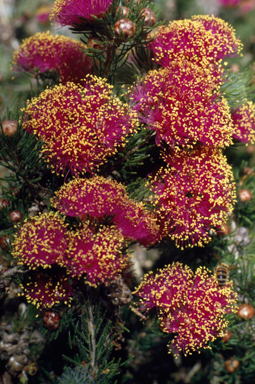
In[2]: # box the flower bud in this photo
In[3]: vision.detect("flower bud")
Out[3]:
[238,188,252,202]
[0,235,10,251]
[237,303,255,319]
[222,329,231,342]
[1,119,18,137]
[139,8,156,26]
[9,210,23,223]
[115,6,131,18]
[224,357,240,373]
[87,37,103,50]
[114,19,136,40]
[42,310,60,330]
[218,223,230,236]
[0,198,8,209]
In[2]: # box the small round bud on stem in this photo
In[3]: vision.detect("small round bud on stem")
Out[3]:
[0,198,8,209]
[237,303,255,319]
[224,358,240,373]
[9,210,23,223]
[114,19,136,40]
[139,8,156,26]
[87,37,103,50]
[1,119,18,137]
[238,189,252,202]
[230,63,240,73]
[246,144,255,155]
[222,329,232,342]
[0,235,10,251]
[42,310,60,330]
[218,223,230,236]
[115,6,131,18]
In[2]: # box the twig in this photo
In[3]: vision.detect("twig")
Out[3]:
[87,299,98,375]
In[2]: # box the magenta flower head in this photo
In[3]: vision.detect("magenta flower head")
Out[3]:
[20,273,73,310]
[231,102,255,144]
[11,31,92,84]
[50,0,113,27]
[51,176,159,246]
[218,0,242,6]
[148,147,236,249]
[149,16,242,68]
[129,62,233,148]
[35,6,53,25]
[22,75,138,177]
[64,223,129,287]
[134,263,237,357]
[133,262,194,313]
[192,15,242,59]
[11,212,68,269]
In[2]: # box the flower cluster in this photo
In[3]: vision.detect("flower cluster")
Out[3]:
[134,262,237,357]
[12,212,68,269]
[127,15,240,248]
[22,75,138,176]
[11,31,92,84]
[133,263,194,313]
[129,61,233,148]
[148,147,236,249]
[65,224,129,287]
[231,102,255,144]
[20,273,73,310]
[149,15,242,68]
[51,175,159,246]
[50,0,113,27]
[12,212,130,308]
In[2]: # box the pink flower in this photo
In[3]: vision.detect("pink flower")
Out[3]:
[239,0,255,16]
[133,263,194,313]
[11,31,92,84]
[35,6,53,25]
[129,62,233,148]
[149,16,242,68]
[218,0,242,7]
[134,263,237,357]
[148,147,236,249]
[22,76,138,176]
[192,15,242,60]
[51,176,159,246]
[64,223,129,287]
[21,273,73,309]
[232,102,255,144]
[50,0,113,27]
[11,212,68,269]
[113,199,159,246]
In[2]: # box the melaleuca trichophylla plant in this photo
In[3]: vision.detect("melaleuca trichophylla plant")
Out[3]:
[4,0,255,380]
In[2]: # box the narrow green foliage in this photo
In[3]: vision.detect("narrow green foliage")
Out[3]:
[234,167,255,228]
[221,67,255,109]
[59,299,123,384]
[71,0,162,82]
[234,236,255,299]
[0,109,45,185]
[102,127,159,184]
[11,302,36,333]
[115,44,156,85]
[58,365,97,384]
